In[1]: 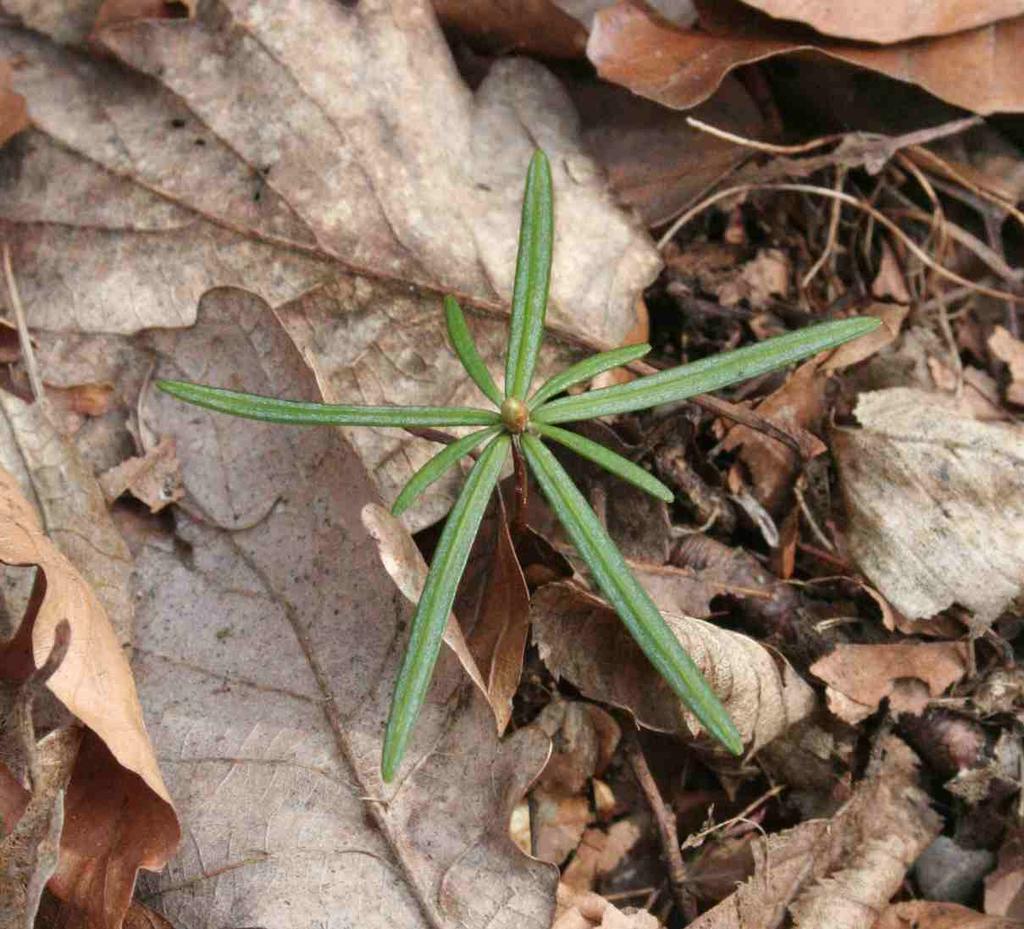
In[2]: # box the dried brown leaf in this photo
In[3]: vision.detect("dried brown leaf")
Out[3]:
[990,326,1024,406]
[0,393,134,642]
[561,821,644,895]
[822,304,909,373]
[0,61,27,149]
[875,901,1024,929]
[1,4,653,339]
[98,436,184,514]
[721,358,827,515]
[739,0,1024,43]
[986,827,1024,919]
[0,464,178,927]
[810,643,968,725]
[588,1,1024,115]
[554,886,661,929]
[432,0,588,57]
[832,388,1024,628]
[131,283,556,928]
[690,736,941,929]
[531,580,815,752]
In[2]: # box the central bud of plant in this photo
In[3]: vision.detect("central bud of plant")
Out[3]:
[500,397,528,434]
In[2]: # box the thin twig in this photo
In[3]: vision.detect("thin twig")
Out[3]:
[801,167,846,290]
[623,730,695,921]
[656,182,1024,305]
[403,426,459,446]
[2,244,45,404]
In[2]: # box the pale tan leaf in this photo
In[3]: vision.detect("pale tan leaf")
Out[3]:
[810,643,969,725]
[98,436,184,514]
[561,821,644,894]
[130,280,557,928]
[0,393,133,642]
[531,581,815,752]
[555,886,661,929]
[1,2,654,341]
[690,736,941,929]
[588,1,1024,115]
[875,901,1024,929]
[832,388,1024,627]
[989,326,1024,406]
[739,0,1024,43]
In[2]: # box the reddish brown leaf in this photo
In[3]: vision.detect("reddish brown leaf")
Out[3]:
[875,901,1024,929]
[986,827,1024,919]
[0,61,27,148]
[810,642,969,725]
[432,0,587,57]
[740,0,1024,43]
[588,1,1024,115]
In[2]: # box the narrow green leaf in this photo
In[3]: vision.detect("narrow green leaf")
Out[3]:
[531,421,673,504]
[521,434,743,755]
[391,425,502,516]
[156,380,500,428]
[534,317,881,425]
[504,150,554,400]
[381,434,510,781]
[444,296,503,406]
[528,343,652,410]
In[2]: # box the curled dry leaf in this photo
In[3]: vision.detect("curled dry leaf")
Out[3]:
[561,820,644,895]
[739,0,1024,43]
[875,901,1024,929]
[832,388,1024,629]
[98,436,184,514]
[132,281,556,928]
[531,580,815,752]
[0,392,134,642]
[810,643,969,725]
[0,463,178,927]
[587,1,1024,115]
[690,736,941,929]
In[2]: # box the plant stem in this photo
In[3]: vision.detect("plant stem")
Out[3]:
[511,438,529,534]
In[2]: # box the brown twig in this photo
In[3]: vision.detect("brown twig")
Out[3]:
[2,243,45,404]
[623,730,696,922]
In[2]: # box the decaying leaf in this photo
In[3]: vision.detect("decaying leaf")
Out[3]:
[875,901,1024,929]
[832,388,1024,628]
[986,827,1024,919]
[738,0,1024,43]
[130,279,556,928]
[0,392,134,642]
[587,1,1024,115]
[531,580,815,752]
[554,885,661,929]
[561,820,644,895]
[2,2,654,339]
[0,464,178,928]
[99,436,184,514]
[810,642,969,725]
[432,0,588,57]
[689,736,941,929]
[990,326,1024,406]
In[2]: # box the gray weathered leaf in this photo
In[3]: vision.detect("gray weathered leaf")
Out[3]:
[131,286,556,928]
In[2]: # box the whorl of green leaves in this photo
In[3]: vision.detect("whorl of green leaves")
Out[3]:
[158,149,881,781]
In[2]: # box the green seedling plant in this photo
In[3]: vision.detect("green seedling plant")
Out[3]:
[157,150,880,782]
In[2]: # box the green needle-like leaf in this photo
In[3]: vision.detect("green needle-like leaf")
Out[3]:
[156,380,500,428]
[520,433,743,755]
[444,296,503,406]
[391,425,502,516]
[504,150,554,400]
[531,421,673,504]
[534,317,881,425]
[381,433,510,781]
[528,343,652,410]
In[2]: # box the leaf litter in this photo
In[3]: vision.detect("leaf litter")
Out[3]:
[3,0,1024,926]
